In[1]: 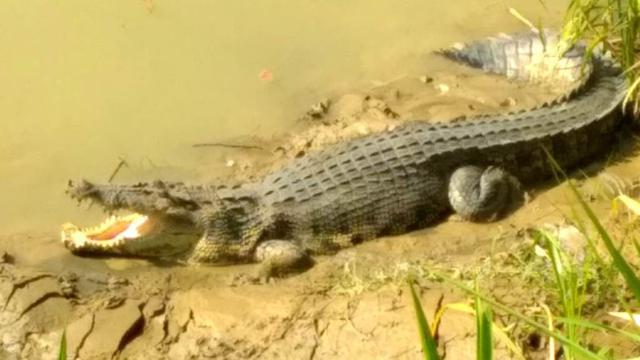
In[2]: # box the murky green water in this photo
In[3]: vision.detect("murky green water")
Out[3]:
[0,1,568,234]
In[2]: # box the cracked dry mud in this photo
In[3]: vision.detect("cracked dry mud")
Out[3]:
[0,234,533,360]
[1,64,638,359]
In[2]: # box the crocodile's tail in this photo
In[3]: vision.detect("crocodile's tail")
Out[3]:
[438,29,592,101]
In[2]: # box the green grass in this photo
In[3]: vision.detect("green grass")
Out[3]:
[408,281,495,360]
[425,273,605,359]
[561,0,640,109]
[58,330,67,360]
[533,228,588,360]
[409,280,440,360]
[475,284,493,360]
[546,150,640,303]
[557,0,640,308]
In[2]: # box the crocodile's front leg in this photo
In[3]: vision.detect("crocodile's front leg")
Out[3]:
[254,240,314,276]
[189,230,313,278]
[448,165,524,221]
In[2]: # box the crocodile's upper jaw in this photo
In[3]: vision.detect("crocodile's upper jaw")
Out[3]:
[61,213,199,257]
[62,179,207,257]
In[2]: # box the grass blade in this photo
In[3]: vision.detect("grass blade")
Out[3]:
[409,281,440,360]
[535,229,583,360]
[475,285,493,360]
[58,330,67,360]
[557,316,640,343]
[438,302,526,359]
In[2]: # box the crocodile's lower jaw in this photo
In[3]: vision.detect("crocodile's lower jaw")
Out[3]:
[61,213,159,253]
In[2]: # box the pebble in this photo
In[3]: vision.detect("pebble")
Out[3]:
[0,251,14,264]
[436,83,450,94]
[500,97,517,107]
[419,75,434,84]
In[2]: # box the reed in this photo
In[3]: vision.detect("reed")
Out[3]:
[561,0,640,110]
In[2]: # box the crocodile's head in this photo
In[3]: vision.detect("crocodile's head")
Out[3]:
[61,180,206,258]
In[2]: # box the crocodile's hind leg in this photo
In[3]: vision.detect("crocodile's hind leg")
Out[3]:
[254,240,314,277]
[448,166,524,221]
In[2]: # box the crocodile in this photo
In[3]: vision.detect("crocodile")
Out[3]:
[62,30,627,274]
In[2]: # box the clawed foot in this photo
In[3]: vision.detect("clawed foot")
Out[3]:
[229,240,314,285]
[254,240,314,277]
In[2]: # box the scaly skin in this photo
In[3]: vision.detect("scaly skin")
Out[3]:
[62,30,627,273]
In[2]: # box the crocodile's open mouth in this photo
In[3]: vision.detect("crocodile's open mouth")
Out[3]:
[61,213,160,253]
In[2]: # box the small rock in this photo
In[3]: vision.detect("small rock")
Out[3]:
[354,123,370,136]
[500,97,517,107]
[103,295,126,309]
[556,225,588,263]
[364,97,395,117]
[538,224,588,263]
[225,159,235,167]
[273,146,286,157]
[58,273,78,298]
[419,75,434,84]
[307,98,331,118]
[0,251,14,264]
[107,275,129,290]
[436,83,450,94]
[59,272,78,282]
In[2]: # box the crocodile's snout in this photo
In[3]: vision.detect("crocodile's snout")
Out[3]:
[66,179,99,201]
